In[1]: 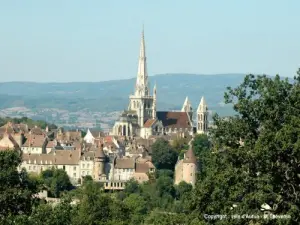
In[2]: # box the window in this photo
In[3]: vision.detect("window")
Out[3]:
[87,171,90,175]
[83,164,85,168]
[82,171,85,175]
[29,166,31,170]
[63,165,65,170]
[73,173,76,177]
[33,166,36,170]
[190,173,192,176]
[87,164,89,168]
[73,166,76,170]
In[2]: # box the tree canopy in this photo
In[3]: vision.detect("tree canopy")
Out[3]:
[151,138,178,170]
[40,168,73,198]
[0,150,39,222]
[189,70,300,224]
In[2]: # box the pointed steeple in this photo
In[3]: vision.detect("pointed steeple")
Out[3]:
[184,144,197,164]
[135,28,149,97]
[181,96,192,112]
[197,96,208,112]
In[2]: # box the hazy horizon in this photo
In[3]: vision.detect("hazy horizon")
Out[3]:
[1,0,299,82]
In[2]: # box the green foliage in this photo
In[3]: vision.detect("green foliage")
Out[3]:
[171,137,189,153]
[29,196,74,225]
[73,181,130,225]
[192,134,211,158]
[151,139,178,170]
[0,116,57,129]
[123,178,141,196]
[144,209,189,225]
[82,175,93,185]
[40,168,73,197]
[175,181,193,200]
[155,169,174,179]
[0,150,39,222]
[189,71,300,224]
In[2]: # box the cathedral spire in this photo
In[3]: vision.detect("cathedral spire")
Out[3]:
[135,28,149,97]
[197,96,208,112]
[181,96,192,112]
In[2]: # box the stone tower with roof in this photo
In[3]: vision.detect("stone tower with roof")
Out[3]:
[93,144,106,181]
[174,143,198,187]
[197,96,209,134]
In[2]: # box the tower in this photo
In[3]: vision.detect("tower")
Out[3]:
[128,28,155,127]
[152,83,157,119]
[197,96,208,134]
[174,142,198,187]
[93,145,106,181]
[181,96,193,123]
[135,28,149,97]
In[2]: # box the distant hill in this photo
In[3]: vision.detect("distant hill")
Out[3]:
[0,73,248,116]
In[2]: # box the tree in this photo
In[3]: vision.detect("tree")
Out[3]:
[28,196,74,225]
[175,181,192,200]
[124,193,147,223]
[155,169,174,179]
[0,150,39,222]
[123,178,141,196]
[192,134,211,158]
[171,137,189,154]
[189,71,300,224]
[151,138,178,170]
[40,168,73,197]
[73,181,130,225]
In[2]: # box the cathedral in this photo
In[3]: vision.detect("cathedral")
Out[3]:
[111,29,209,138]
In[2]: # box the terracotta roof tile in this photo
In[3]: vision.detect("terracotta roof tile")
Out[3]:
[144,119,156,128]
[23,135,46,147]
[115,158,135,169]
[133,173,149,183]
[156,111,192,129]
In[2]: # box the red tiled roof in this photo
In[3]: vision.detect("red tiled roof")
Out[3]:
[144,119,156,128]
[156,111,191,129]
[104,136,113,143]
[23,135,46,147]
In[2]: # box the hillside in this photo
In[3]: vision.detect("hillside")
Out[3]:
[0,73,255,128]
[0,73,246,114]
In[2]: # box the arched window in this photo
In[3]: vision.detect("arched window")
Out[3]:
[200,114,203,120]
[123,125,127,136]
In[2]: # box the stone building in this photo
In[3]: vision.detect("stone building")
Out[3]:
[111,29,209,138]
[174,144,198,187]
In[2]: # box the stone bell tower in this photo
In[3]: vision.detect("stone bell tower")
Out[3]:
[197,96,208,134]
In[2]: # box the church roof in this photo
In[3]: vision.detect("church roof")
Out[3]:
[144,119,156,128]
[156,111,192,129]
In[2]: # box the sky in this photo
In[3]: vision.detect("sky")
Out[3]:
[0,0,299,82]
